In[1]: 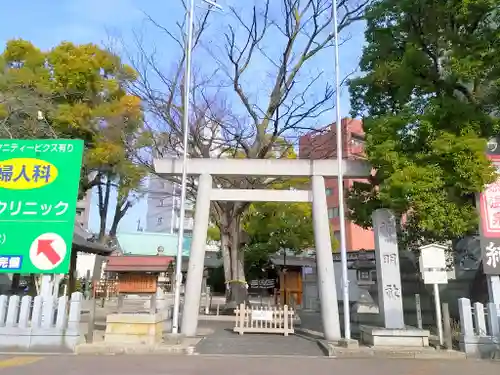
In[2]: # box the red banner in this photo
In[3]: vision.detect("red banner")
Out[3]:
[479,141,500,275]
[480,159,500,237]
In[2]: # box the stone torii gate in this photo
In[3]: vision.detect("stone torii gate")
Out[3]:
[153,157,371,340]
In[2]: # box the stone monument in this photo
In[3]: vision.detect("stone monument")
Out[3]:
[359,209,430,347]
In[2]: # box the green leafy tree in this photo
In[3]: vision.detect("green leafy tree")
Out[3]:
[0,39,146,241]
[244,202,340,267]
[0,40,146,291]
[243,201,314,272]
[0,39,142,197]
[347,0,500,249]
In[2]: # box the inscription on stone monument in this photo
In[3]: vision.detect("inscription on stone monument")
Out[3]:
[383,253,398,265]
[373,208,405,329]
[384,283,401,299]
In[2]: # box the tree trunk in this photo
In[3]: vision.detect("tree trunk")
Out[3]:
[91,174,108,290]
[68,249,78,294]
[97,175,111,240]
[223,214,248,307]
[220,230,232,288]
[91,234,109,287]
[109,198,131,238]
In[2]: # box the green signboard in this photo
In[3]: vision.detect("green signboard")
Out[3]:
[0,139,84,274]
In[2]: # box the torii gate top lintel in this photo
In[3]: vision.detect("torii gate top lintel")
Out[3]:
[153,157,371,178]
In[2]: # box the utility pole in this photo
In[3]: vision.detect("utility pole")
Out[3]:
[171,0,223,335]
[332,0,351,340]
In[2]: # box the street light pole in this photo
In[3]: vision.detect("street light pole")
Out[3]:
[171,0,223,335]
[171,0,195,335]
[332,0,351,340]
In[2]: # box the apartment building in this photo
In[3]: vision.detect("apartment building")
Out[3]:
[299,118,374,251]
[75,190,92,229]
[146,176,195,234]
[145,122,227,234]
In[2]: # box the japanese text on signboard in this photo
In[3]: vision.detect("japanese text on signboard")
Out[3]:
[0,142,75,153]
[0,201,69,217]
[485,241,500,270]
[0,256,23,270]
[0,164,52,183]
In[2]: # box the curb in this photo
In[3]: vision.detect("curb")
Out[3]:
[316,339,467,360]
[296,328,468,360]
[295,327,324,340]
[74,344,195,355]
[74,338,203,355]
[194,354,331,359]
[0,352,76,356]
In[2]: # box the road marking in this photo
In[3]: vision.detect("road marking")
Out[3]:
[0,356,44,369]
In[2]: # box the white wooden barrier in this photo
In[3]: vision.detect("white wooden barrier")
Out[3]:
[458,297,500,357]
[0,292,83,352]
[234,304,295,336]
[199,292,212,315]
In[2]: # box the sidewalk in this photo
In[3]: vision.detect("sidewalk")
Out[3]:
[2,354,500,375]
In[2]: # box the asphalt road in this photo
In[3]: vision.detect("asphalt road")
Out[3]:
[0,355,499,375]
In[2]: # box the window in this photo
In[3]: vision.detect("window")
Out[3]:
[326,188,332,196]
[157,217,163,225]
[328,207,339,219]
[358,270,371,281]
[351,134,365,147]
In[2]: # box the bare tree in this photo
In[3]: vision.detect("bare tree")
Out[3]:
[128,0,368,304]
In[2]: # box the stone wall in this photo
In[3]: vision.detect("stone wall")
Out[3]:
[0,291,83,352]
[458,297,500,358]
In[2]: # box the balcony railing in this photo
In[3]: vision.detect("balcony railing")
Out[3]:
[174,199,195,212]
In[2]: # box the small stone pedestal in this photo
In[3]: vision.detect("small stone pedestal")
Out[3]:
[360,325,430,347]
[351,289,381,332]
[105,313,166,345]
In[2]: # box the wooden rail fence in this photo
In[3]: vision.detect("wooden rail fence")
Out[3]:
[234,304,295,336]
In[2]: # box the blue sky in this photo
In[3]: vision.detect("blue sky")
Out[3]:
[0,0,366,234]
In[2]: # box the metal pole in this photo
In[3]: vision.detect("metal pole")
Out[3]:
[433,283,444,347]
[172,0,195,334]
[332,0,350,340]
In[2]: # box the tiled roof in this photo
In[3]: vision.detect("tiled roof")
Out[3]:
[73,223,112,255]
[106,255,174,272]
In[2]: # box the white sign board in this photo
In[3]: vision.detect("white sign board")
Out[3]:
[251,310,273,321]
[422,271,448,284]
[419,243,448,285]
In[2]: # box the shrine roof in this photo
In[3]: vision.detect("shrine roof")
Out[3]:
[73,223,112,255]
[105,255,174,272]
